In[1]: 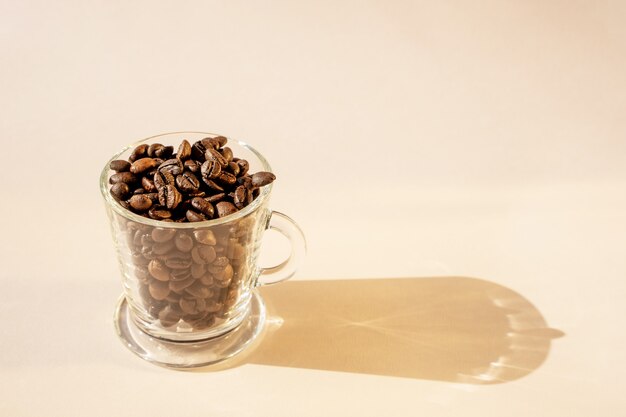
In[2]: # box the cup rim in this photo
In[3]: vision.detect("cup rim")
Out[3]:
[99,131,273,229]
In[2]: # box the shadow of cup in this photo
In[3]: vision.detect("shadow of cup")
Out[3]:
[240,276,563,384]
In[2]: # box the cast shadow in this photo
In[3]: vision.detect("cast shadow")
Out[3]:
[209,277,564,384]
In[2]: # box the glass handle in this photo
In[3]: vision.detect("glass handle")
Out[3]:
[257,211,306,286]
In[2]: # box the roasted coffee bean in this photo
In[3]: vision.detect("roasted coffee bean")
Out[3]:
[201,137,220,150]
[110,160,131,172]
[154,169,175,190]
[191,245,217,264]
[159,158,183,176]
[184,159,200,173]
[190,197,214,218]
[221,147,233,163]
[158,184,182,210]
[110,183,130,200]
[141,176,157,192]
[233,185,246,209]
[193,229,216,245]
[213,256,230,268]
[186,210,206,222]
[205,193,226,204]
[151,228,176,242]
[238,175,253,190]
[174,233,194,252]
[191,263,206,279]
[130,157,158,174]
[200,274,213,286]
[109,171,138,184]
[170,267,192,282]
[185,281,212,298]
[216,201,237,218]
[191,141,207,160]
[129,194,153,211]
[156,145,174,159]
[147,143,164,157]
[251,171,276,188]
[228,161,240,176]
[158,305,180,327]
[177,139,192,161]
[175,172,200,193]
[133,188,146,195]
[148,206,172,220]
[148,259,170,281]
[213,263,234,282]
[236,159,249,176]
[153,240,176,255]
[179,298,197,315]
[129,144,149,162]
[215,136,228,147]
[170,278,195,293]
[205,147,228,167]
[200,159,221,180]
[203,178,224,192]
[217,171,237,186]
[165,256,193,269]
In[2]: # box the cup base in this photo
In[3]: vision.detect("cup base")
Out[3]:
[114,291,266,368]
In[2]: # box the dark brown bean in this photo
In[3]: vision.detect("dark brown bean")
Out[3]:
[203,178,224,191]
[170,278,195,293]
[154,169,175,190]
[141,176,157,192]
[233,185,246,209]
[110,183,130,200]
[110,160,131,172]
[190,197,214,218]
[159,158,183,176]
[191,263,205,279]
[186,210,206,222]
[205,148,228,167]
[175,172,200,193]
[215,136,228,147]
[177,139,192,161]
[191,141,207,160]
[133,188,146,195]
[201,137,220,150]
[151,228,176,242]
[147,143,164,157]
[216,201,237,218]
[153,240,176,255]
[185,281,212,298]
[221,147,233,163]
[236,159,249,176]
[164,256,193,269]
[129,194,153,211]
[217,172,237,186]
[228,161,240,176]
[158,184,182,209]
[200,159,221,180]
[193,230,216,245]
[130,158,158,174]
[251,171,276,188]
[148,206,172,220]
[155,145,174,159]
[129,144,149,162]
[184,159,201,173]
[205,193,226,204]
[109,172,138,184]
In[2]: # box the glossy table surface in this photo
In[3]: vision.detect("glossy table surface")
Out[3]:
[1,1,625,416]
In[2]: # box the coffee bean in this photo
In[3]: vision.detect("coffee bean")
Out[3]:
[217,171,237,186]
[133,188,146,195]
[148,206,172,220]
[191,141,207,160]
[213,256,230,268]
[205,193,226,204]
[203,178,224,192]
[158,305,180,326]
[176,172,200,193]
[233,185,246,209]
[129,194,153,211]
[191,245,216,264]
[147,143,164,157]
[164,256,192,269]
[110,160,131,172]
[221,147,233,163]
[110,183,130,200]
[153,240,176,255]
[174,233,194,252]
[158,184,182,210]
[141,176,156,192]
[129,144,149,162]
[190,197,214,218]
[213,263,234,282]
[193,229,216,245]
[170,278,195,293]
[205,147,228,167]
[228,161,240,176]
[201,137,220,150]
[156,145,174,159]
[184,159,200,173]
[109,172,138,184]
[251,171,276,188]
[215,136,228,147]
[177,139,192,161]
[130,157,158,174]
[185,281,212,298]
[159,158,183,176]
[216,201,237,218]
[200,159,221,180]
[184,210,204,222]
[150,228,176,242]
[154,169,175,190]
[236,159,249,176]
[148,259,170,282]
[179,298,197,315]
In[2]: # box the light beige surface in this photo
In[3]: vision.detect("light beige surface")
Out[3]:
[1,1,625,416]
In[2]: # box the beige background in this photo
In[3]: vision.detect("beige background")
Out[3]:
[1,1,625,416]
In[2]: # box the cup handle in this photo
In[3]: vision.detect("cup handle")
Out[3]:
[256,211,306,286]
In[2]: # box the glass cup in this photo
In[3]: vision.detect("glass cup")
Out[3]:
[100,132,305,367]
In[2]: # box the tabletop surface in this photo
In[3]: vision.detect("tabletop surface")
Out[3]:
[1,1,625,416]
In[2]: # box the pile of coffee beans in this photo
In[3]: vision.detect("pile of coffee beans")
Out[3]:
[108,136,275,222]
[123,216,257,331]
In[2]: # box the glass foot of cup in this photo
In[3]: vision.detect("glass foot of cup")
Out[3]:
[114,291,266,369]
